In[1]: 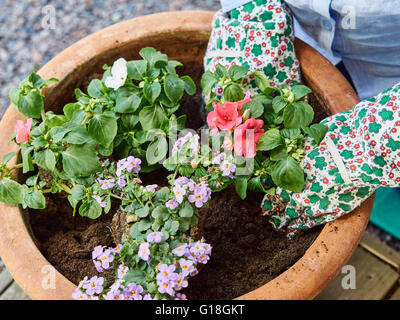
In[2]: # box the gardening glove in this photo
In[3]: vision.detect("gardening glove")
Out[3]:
[261,82,400,238]
[204,0,301,99]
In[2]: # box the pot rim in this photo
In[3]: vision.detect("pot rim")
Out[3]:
[0,11,373,300]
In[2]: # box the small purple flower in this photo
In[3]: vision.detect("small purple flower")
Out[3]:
[78,276,89,289]
[176,293,187,300]
[109,280,123,292]
[99,178,115,190]
[174,273,188,290]
[220,160,236,177]
[117,264,128,279]
[166,198,179,210]
[125,156,141,174]
[72,288,89,300]
[99,249,114,269]
[190,241,206,256]
[83,276,104,296]
[92,195,107,208]
[93,260,104,273]
[175,177,190,186]
[113,244,123,255]
[143,293,154,300]
[172,244,188,257]
[157,280,175,296]
[212,152,225,165]
[138,242,150,261]
[197,254,210,264]
[157,264,177,282]
[117,176,126,188]
[103,290,125,300]
[124,283,143,300]
[188,188,208,208]
[92,246,104,260]
[145,184,158,193]
[147,231,162,243]
[173,185,186,203]
[179,258,195,276]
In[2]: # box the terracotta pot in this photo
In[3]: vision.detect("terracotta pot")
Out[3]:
[0,11,374,300]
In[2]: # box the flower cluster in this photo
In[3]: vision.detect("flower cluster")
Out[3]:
[172,177,211,208]
[172,132,200,158]
[207,91,265,158]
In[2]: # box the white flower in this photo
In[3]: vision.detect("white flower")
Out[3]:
[105,57,127,90]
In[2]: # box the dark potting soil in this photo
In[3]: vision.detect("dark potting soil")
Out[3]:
[28,61,328,299]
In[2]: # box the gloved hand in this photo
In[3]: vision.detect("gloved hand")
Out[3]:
[262,83,400,238]
[204,0,301,99]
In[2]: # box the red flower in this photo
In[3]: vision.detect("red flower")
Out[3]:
[234,118,264,158]
[323,178,329,184]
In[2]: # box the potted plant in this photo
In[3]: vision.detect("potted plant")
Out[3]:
[0,11,373,300]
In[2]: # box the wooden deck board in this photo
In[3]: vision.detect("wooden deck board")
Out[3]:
[0,260,13,295]
[0,281,30,300]
[316,247,399,300]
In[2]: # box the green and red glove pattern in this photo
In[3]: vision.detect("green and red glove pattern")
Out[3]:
[262,83,400,237]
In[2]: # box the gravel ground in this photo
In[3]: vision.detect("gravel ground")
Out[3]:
[0,0,219,116]
[0,0,399,253]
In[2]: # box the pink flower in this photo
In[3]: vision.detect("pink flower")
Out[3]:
[206,91,252,135]
[15,118,32,144]
[233,118,264,158]
[222,135,233,152]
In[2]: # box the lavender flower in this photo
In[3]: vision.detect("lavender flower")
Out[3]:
[157,264,177,282]
[166,198,179,210]
[173,185,186,204]
[147,231,163,243]
[117,264,129,279]
[124,283,143,300]
[157,280,175,296]
[212,152,225,165]
[220,160,236,177]
[172,244,189,257]
[72,288,89,300]
[83,276,104,296]
[145,184,158,193]
[92,246,104,260]
[113,244,123,255]
[92,195,107,208]
[188,188,209,208]
[174,273,188,290]
[98,178,115,190]
[179,258,195,276]
[103,290,125,300]
[93,260,104,273]
[176,293,187,300]
[117,176,126,188]
[138,242,150,261]
[125,156,141,174]
[99,249,114,269]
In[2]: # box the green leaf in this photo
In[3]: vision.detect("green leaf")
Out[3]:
[248,176,266,192]
[139,47,168,67]
[252,71,270,92]
[88,114,118,147]
[154,187,170,202]
[137,219,152,231]
[0,178,25,205]
[62,144,101,177]
[20,145,34,174]
[9,86,20,106]
[139,106,166,131]
[257,128,283,151]
[164,74,184,104]
[24,188,46,209]
[242,99,264,118]
[124,270,147,287]
[146,133,168,165]
[34,149,56,172]
[2,152,16,164]
[292,85,312,100]
[87,79,104,98]
[79,198,102,219]
[223,83,244,102]
[63,126,91,145]
[181,76,196,95]
[179,165,195,177]
[115,87,142,113]
[143,82,161,104]
[152,206,169,220]
[234,176,248,200]
[228,65,249,81]
[201,71,218,96]
[126,60,147,81]
[281,128,301,140]
[271,157,304,192]
[18,90,43,118]
[215,63,228,79]
[136,205,150,218]
[272,96,287,114]
[283,101,314,129]
[63,103,81,120]
[71,185,87,201]
[303,124,329,145]
[179,202,194,218]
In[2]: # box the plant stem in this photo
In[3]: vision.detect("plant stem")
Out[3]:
[60,183,72,194]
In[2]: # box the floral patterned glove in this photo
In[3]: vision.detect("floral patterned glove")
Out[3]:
[204,0,301,98]
[262,83,400,238]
